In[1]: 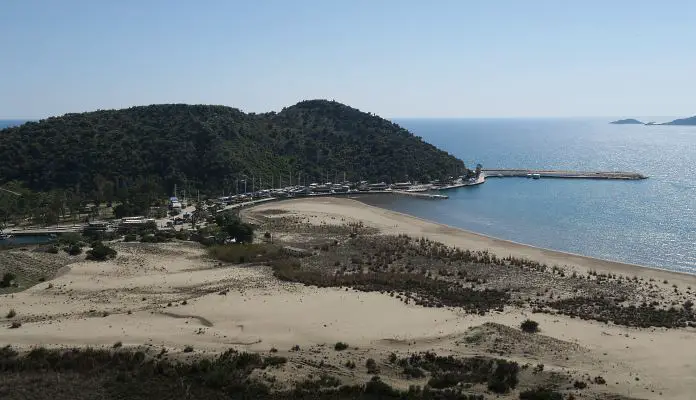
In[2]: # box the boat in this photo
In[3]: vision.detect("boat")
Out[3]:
[532,173,541,179]
[405,184,432,192]
[0,232,13,240]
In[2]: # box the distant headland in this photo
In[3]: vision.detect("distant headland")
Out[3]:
[610,115,696,126]
[664,115,696,126]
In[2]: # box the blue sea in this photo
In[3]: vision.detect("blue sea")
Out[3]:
[366,118,696,274]
[0,120,27,129]
[2,118,696,273]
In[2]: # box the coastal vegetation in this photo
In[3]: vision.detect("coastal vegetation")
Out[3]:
[0,100,466,201]
[0,346,575,400]
[85,242,117,261]
[247,213,696,329]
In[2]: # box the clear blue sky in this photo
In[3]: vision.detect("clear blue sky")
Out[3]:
[2,0,694,118]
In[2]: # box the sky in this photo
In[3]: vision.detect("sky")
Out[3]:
[1,0,695,118]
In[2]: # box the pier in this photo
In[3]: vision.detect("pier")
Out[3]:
[392,191,448,199]
[432,174,485,191]
[482,169,648,180]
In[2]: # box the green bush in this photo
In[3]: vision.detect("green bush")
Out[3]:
[519,387,563,400]
[1,272,16,288]
[520,319,539,333]
[85,242,117,261]
[58,232,83,246]
[65,244,82,256]
[123,233,137,242]
[334,342,349,351]
[365,358,379,374]
[402,365,425,378]
[6,309,16,318]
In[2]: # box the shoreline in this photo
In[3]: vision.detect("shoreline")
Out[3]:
[251,196,696,285]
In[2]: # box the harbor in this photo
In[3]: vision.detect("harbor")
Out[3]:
[483,169,648,180]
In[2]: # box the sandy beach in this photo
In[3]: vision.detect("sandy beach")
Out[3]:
[258,196,696,286]
[2,196,695,399]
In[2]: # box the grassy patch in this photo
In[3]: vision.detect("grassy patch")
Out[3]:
[208,243,282,264]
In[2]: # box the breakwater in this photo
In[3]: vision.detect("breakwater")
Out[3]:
[483,169,647,180]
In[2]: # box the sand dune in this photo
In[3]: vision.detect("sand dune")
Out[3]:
[1,198,695,399]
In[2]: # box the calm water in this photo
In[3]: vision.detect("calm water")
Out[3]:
[0,120,27,129]
[365,118,696,274]
[0,235,55,246]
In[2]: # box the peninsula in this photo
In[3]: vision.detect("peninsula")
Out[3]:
[0,100,467,195]
[664,115,696,126]
[610,118,644,125]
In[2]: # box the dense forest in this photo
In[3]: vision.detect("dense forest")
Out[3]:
[0,100,466,198]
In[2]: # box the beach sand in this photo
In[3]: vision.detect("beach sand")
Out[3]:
[1,197,695,399]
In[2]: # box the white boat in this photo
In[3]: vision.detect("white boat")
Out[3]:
[405,184,432,192]
[532,173,541,179]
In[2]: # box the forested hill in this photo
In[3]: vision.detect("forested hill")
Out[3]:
[664,115,696,126]
[0,100,466,195]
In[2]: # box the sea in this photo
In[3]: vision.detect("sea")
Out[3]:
[2,118,696,273]
[363,118,696,274]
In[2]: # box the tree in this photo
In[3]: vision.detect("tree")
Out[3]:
[215,213,254,243]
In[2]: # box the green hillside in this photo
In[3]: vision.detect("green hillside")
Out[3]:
[0,100,467,197]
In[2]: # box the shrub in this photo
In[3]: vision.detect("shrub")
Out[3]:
[9,321,21,329]
[519,387,563,400]
[573,380,587,389]
[366,358,379,374]
[113,341,123,348]
[66,244,82,256]
[208,243,280,264]
[402,365,425,378]
[1,272,16,288]
[183,346,194,353]
[6,309,16,319]
[345,360,356,369]
[520,319,539,333]
[46,245,59,254]
[334,342,349,351]
[263,356,287,368]
[593,376,606,385]
[85,242,117,261]
[123,233,137,242]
